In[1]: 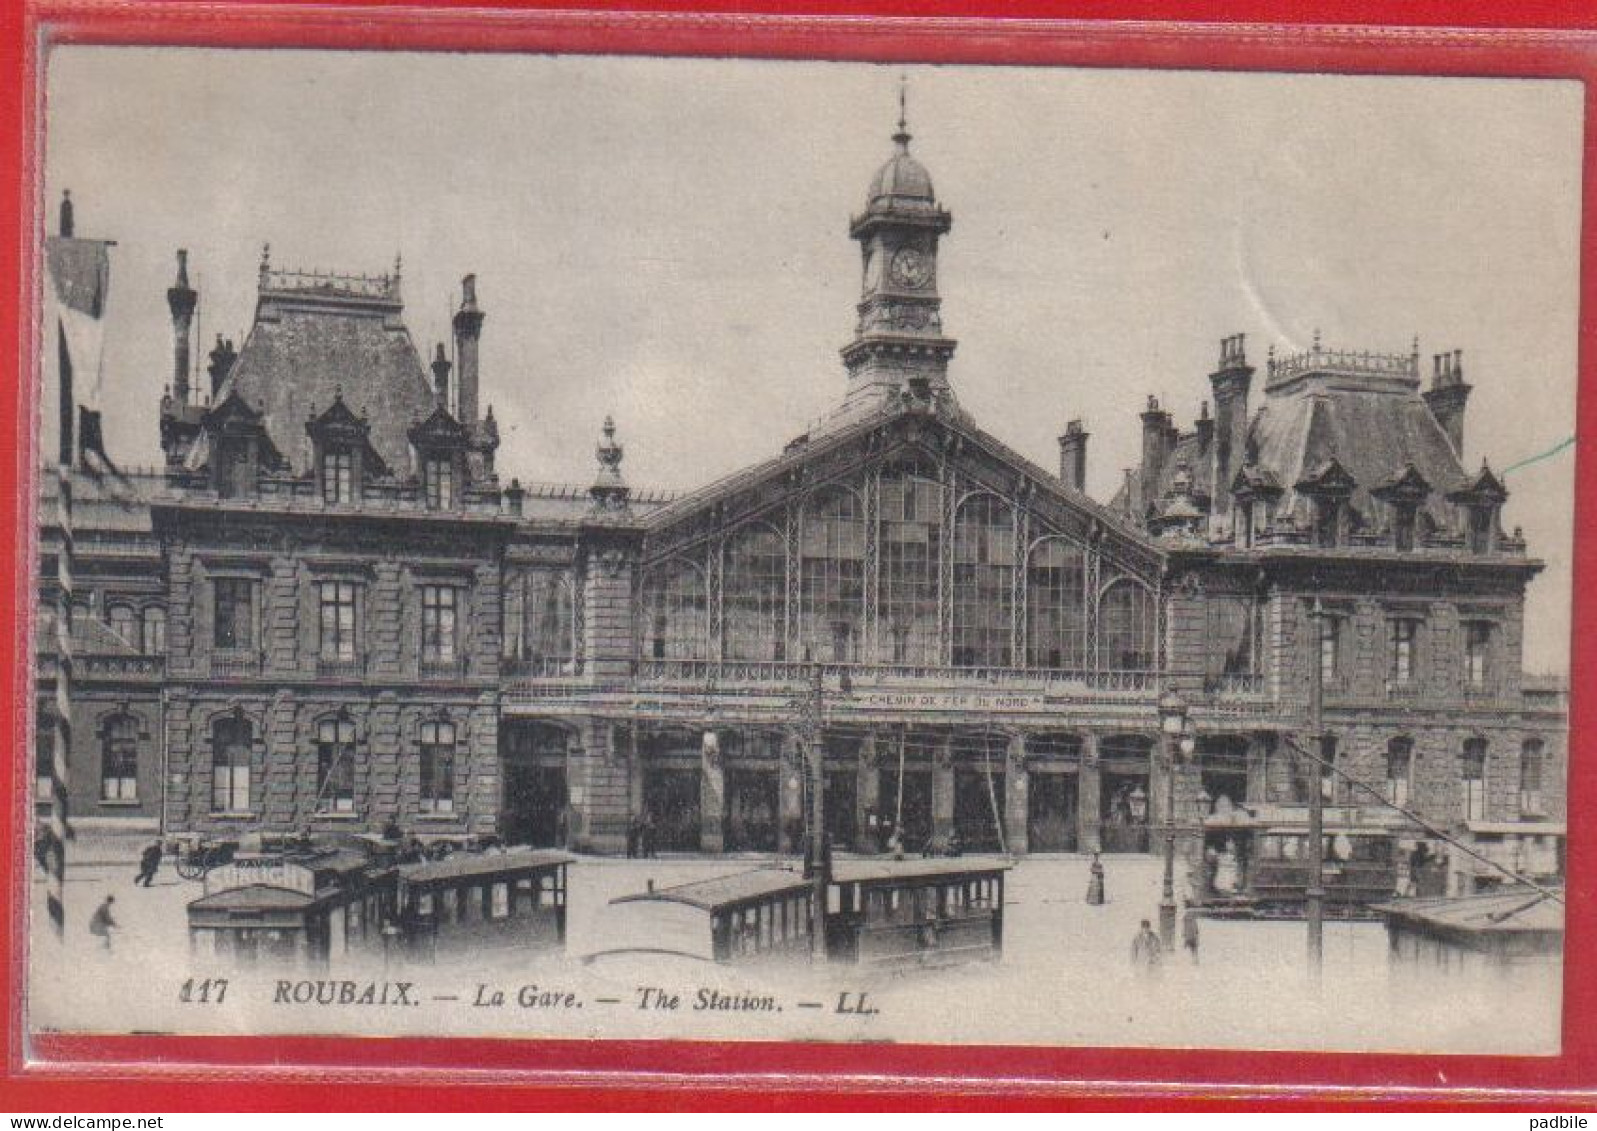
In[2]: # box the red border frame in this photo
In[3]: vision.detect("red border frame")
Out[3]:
[3,2,1595,1111]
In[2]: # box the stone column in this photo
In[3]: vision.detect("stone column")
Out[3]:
[932,732,955,848]
[1245,733,1268,804]
[699,729,724,854]
[780,734,804,855]
[1078,731,1101,853]
[856,731,879,851]
[1005,732,1029,855]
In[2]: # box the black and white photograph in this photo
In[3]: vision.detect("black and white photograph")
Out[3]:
[27,45,1578,1054]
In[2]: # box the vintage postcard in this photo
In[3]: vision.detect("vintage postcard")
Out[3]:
[24,43,1578,1057]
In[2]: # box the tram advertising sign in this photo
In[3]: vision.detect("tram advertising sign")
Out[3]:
[203,858,318,897]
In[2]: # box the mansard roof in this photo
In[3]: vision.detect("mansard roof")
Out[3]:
[1246,368,1467,529]
[209,264,438,477]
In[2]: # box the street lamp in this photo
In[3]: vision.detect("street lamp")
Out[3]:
[1157,690,1192,949]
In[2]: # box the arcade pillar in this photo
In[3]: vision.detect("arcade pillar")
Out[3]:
[932,733,955,847]
[1078,731,1102,853]
[1005,733,1029,856]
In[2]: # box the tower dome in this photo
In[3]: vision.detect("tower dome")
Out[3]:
[865,124,936,210]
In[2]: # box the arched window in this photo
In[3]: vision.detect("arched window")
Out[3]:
[1520,738,1545,816]
[100,713,138,802]
[1204,597,1260,677]
[1026,537,1086,670]
[952,494,1015,667]
[502,570,575,673]
[420,719,456,813]
[316,715,357,813]
[1385,737,1413,808]
[107,604,137,648]
[141,606,166,655]
[639,558,708,661]
[212,715,252,813]
[1461,737,1488,821]
[1099,579,1154,671]
[879,467,941,664]
[799,488,864,663]
[723,523,786,662]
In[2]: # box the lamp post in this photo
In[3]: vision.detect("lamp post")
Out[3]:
[1305,597,1328,974]
[1157,690,1193,949]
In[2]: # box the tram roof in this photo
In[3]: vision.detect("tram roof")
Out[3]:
[611,868,811,912]
[1375,888,1565,936]
[187,884,317,912]
[831,856,1012,886]
[398,849,574,885]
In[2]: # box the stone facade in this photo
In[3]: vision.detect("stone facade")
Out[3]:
[35,117,1567,859]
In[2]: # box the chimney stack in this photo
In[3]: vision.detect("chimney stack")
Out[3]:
[1209,333,1254,517]
[1140,396,1174,503]
[167,249,198,406]
[1058,419,1089,493]
[59,189,74,238]
[1424,348,1472,457]
[1195,399,1214,453]
[207,334,238,397]
[431,342,452,410]
[452,274,485,429]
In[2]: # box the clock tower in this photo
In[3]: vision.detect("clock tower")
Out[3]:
[841,92,959,410]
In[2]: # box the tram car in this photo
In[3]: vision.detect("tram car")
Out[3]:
[186,841,396,968]
[824,858,1009,970]
[1192,807,1404,919]
[595,857,1011,971]
[395,848,573,962]
[594,869,817,965]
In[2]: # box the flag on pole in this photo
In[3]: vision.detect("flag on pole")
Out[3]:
[40,190,116,940]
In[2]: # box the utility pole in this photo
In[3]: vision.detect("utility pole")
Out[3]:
[1306,596,1327,974]
[796,656,828,961]
[1157,690,1189,950]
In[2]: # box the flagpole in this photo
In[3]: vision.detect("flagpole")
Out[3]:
[50,456,73,943]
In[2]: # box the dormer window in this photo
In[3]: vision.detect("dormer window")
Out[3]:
[322,448,354,505]
[425,455,454,510]
[1314,499,1341,548]
[1467,507,1493,555]
[216,438,255,499]
[1392,503,1416,551]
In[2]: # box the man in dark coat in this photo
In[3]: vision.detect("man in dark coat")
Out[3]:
[89,895,118,950]
[134,840,162,887]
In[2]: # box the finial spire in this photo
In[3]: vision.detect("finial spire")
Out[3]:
[893,74,912,153]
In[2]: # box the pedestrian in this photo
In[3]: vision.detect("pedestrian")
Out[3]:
[1131,918,1162,971]
[381,815,402,842]
[134,840,163,887]
[1182,908,1200,963]
[1085,851,1106,905]
[865,807,880,854]
[88,895,118,951]
[640,811,656,859]
[625,814,639,859]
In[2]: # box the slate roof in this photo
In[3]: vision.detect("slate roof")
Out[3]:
[1115,348,1472,534]
[199,277,438,478]
[1248,383,1466,530]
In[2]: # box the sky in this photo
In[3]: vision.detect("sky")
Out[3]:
[40,48,1583,673]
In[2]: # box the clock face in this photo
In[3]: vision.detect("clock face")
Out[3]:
[889,246,931,289]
